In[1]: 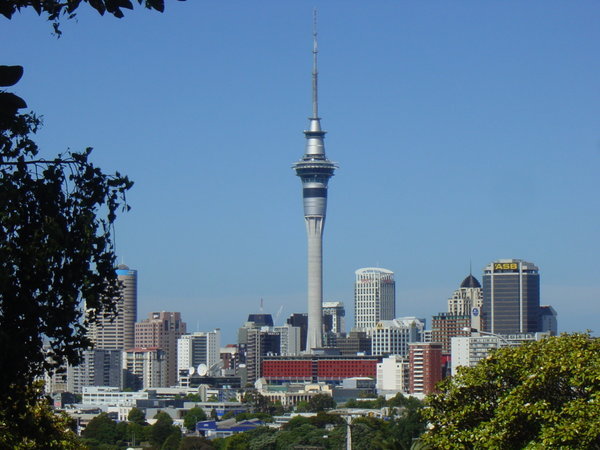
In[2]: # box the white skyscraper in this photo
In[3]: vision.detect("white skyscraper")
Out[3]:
[354,268,396,330]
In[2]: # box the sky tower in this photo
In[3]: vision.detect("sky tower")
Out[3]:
[293,12,337,352]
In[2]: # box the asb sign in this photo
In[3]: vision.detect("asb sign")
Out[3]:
[493,262,519,272]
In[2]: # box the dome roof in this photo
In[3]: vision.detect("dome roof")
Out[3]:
[460,274,481,288]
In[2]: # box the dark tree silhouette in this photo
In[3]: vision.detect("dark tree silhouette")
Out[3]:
[0,65,132,444]
[0,0,186,34]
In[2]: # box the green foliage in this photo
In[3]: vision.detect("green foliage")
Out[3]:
[127,407,146,425]
[184,406,207,432]
[179,436,215,449]
[184,393,202,402]
[81,413,117,445]
[127,421,150,446]
[308,411,344,429]
[344,395,386,409]
[295,394,336,413]
[307,393,336,412]
[161,430,182,450]
[0,382,81,449]
[151,411,179,447]
[242,390,279,415]
[421,333,600,449]
[294,400,310,412]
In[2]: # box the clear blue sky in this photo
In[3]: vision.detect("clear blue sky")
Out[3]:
[3,1,599,344]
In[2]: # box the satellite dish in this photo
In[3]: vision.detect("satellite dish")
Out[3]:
[188,366,195,376]
[197,364,208,376]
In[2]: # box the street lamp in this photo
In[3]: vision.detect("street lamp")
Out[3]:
[462,327,511,345]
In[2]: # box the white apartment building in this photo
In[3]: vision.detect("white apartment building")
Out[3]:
[376,355,409,396]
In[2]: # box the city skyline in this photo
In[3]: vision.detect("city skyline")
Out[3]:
[3,2,599,343]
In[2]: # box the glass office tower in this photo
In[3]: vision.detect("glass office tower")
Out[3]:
[482,259,540,334]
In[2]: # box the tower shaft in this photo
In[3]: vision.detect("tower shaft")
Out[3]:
[306,217,324,351]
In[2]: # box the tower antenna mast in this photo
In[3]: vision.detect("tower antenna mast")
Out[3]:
[312,8,319,119]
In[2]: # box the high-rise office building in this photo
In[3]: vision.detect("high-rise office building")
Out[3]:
[292,16,337,352]
[354,268,396,330]
[135,311,187,387]
[482,259,540,334]
[88,264,137,350]
[177,329,221,383]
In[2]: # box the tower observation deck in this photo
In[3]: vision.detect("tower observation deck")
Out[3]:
[292,12,337,352]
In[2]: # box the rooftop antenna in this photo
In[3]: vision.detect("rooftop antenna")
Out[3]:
[260,297,264,312]
[311,8,319,119]
[469,259,473,276]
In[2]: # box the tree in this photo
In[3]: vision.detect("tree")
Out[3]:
[161,430,181,450]
[0,65,132,441]
[307,393,336,412]
[81,413,118,446]
[242,391,272,415]
[179,436,215,450]
[421,333,600,449]
[0,382,81,449]
[184,406,207,432]
[1,0,186,34]
[128,407,147,425]
[151,411,178,447]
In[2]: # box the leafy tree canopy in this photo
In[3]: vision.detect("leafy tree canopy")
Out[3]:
[81,412,118,445]
[151,411,178,447]
[0,382,80,449]
[307,393,336,412]
[128,407,146,425]
[184,406,207,432]
[179,436,215,450]
[1,0,186,34]
[421,333,600,449]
